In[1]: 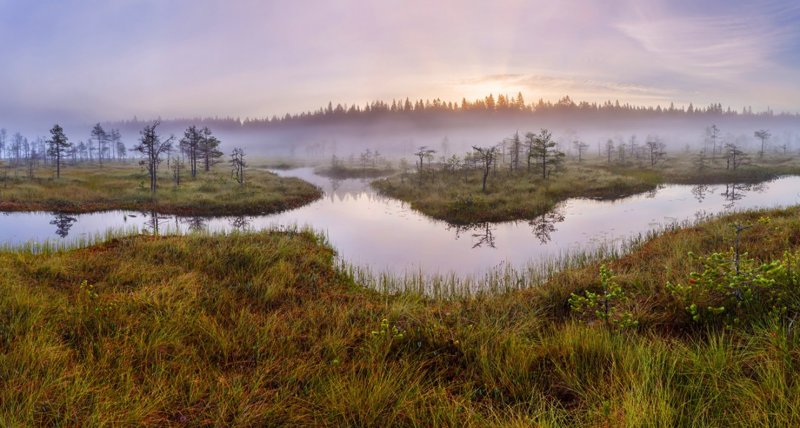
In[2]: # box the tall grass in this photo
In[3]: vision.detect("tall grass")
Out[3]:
[1,205,800,425]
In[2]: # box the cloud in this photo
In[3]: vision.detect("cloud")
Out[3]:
[616,1,800,79]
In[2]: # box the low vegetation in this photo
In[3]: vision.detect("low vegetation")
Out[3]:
[2,206,800,425]
[315,149,396,179]
[0,163,321,216]
[374,145,800,224]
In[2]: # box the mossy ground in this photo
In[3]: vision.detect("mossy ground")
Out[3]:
[373,153,800,224]
[0,163,321,216]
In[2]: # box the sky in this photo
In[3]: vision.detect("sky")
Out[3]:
[1,0,799,130]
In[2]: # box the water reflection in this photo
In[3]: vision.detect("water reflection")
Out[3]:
[183,216,208,232]
[1,168,799,278]
[230,216,252,231]
[719,183,766,209]
[450,222,497,249]
[50,213,77,238]
[691,184,711,203]
[528,209,566,244]
[143,211,175,234]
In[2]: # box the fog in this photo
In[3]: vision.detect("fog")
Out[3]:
[3,99,800,163]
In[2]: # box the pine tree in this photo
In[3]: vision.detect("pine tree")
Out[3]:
[47,124,71,178]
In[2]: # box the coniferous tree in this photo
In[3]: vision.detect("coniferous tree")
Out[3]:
[199,127,223,172]
[91,123,109,165]
[528,128,564,179]
[47,124,71,178]
[180,125,203,178]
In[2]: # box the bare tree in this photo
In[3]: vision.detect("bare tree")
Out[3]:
[645,139,666,167]
[706,124,720,156]
[754,129,771,159]
[573,140,589,163]
[472,145,497,192]
[230,147,246,185]
[133,121,173,193]
[508,132,522,172]
[604,139,615,164]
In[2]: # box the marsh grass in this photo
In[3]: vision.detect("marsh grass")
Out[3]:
[2,206,800,425]
[0,163,321,216]
[373,153,800,224]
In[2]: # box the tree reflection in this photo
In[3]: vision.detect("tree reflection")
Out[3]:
[691,184,711,203]
[50,213,77,238]
[230,215,251,231]
[450,222,496,249]
[329,177,342,201]
[143,211,171,235]
[528,209,565,244]
[720,183,750,209]
[183,216,208,232]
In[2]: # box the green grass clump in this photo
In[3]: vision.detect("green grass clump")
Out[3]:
[2,207,800,425]
[0,163,321,216]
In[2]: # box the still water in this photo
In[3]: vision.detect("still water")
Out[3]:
[1,168,799,277]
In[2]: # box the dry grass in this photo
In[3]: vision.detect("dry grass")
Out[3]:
[2,206,800,425]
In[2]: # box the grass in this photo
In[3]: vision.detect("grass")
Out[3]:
[2,205,800,425]
[373,153,800,224]
[314,163,396,179]
[0,162,321,216]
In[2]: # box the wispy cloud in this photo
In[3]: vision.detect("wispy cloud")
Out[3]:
[616,2,800,79]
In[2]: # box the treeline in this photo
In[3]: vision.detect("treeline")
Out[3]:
[107,93,800,133]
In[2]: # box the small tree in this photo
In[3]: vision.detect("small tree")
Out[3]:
[754,129,771,159]
[47,124,71,179]
[573,140,589,163]
[604,139,614,164]
[199,127,223,172]
[528,128,564,179]
[413,146,436,172]
[472,145,497,193]
[724,142,749,171]
[509,132,522,172]
[91,123,109,165]
[706,124,720,156]
[133,121,173,193]
[645,139,666,166]
[109,128,123,161]
[693,149,709,172]
[180,125,203,178]
[172,150,185,186]
[230,147,246,185]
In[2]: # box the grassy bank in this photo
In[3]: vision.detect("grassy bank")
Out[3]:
[315,163,396,179]
[0,163,321,216]
[2,206,800,425]
[373,154,800,224]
